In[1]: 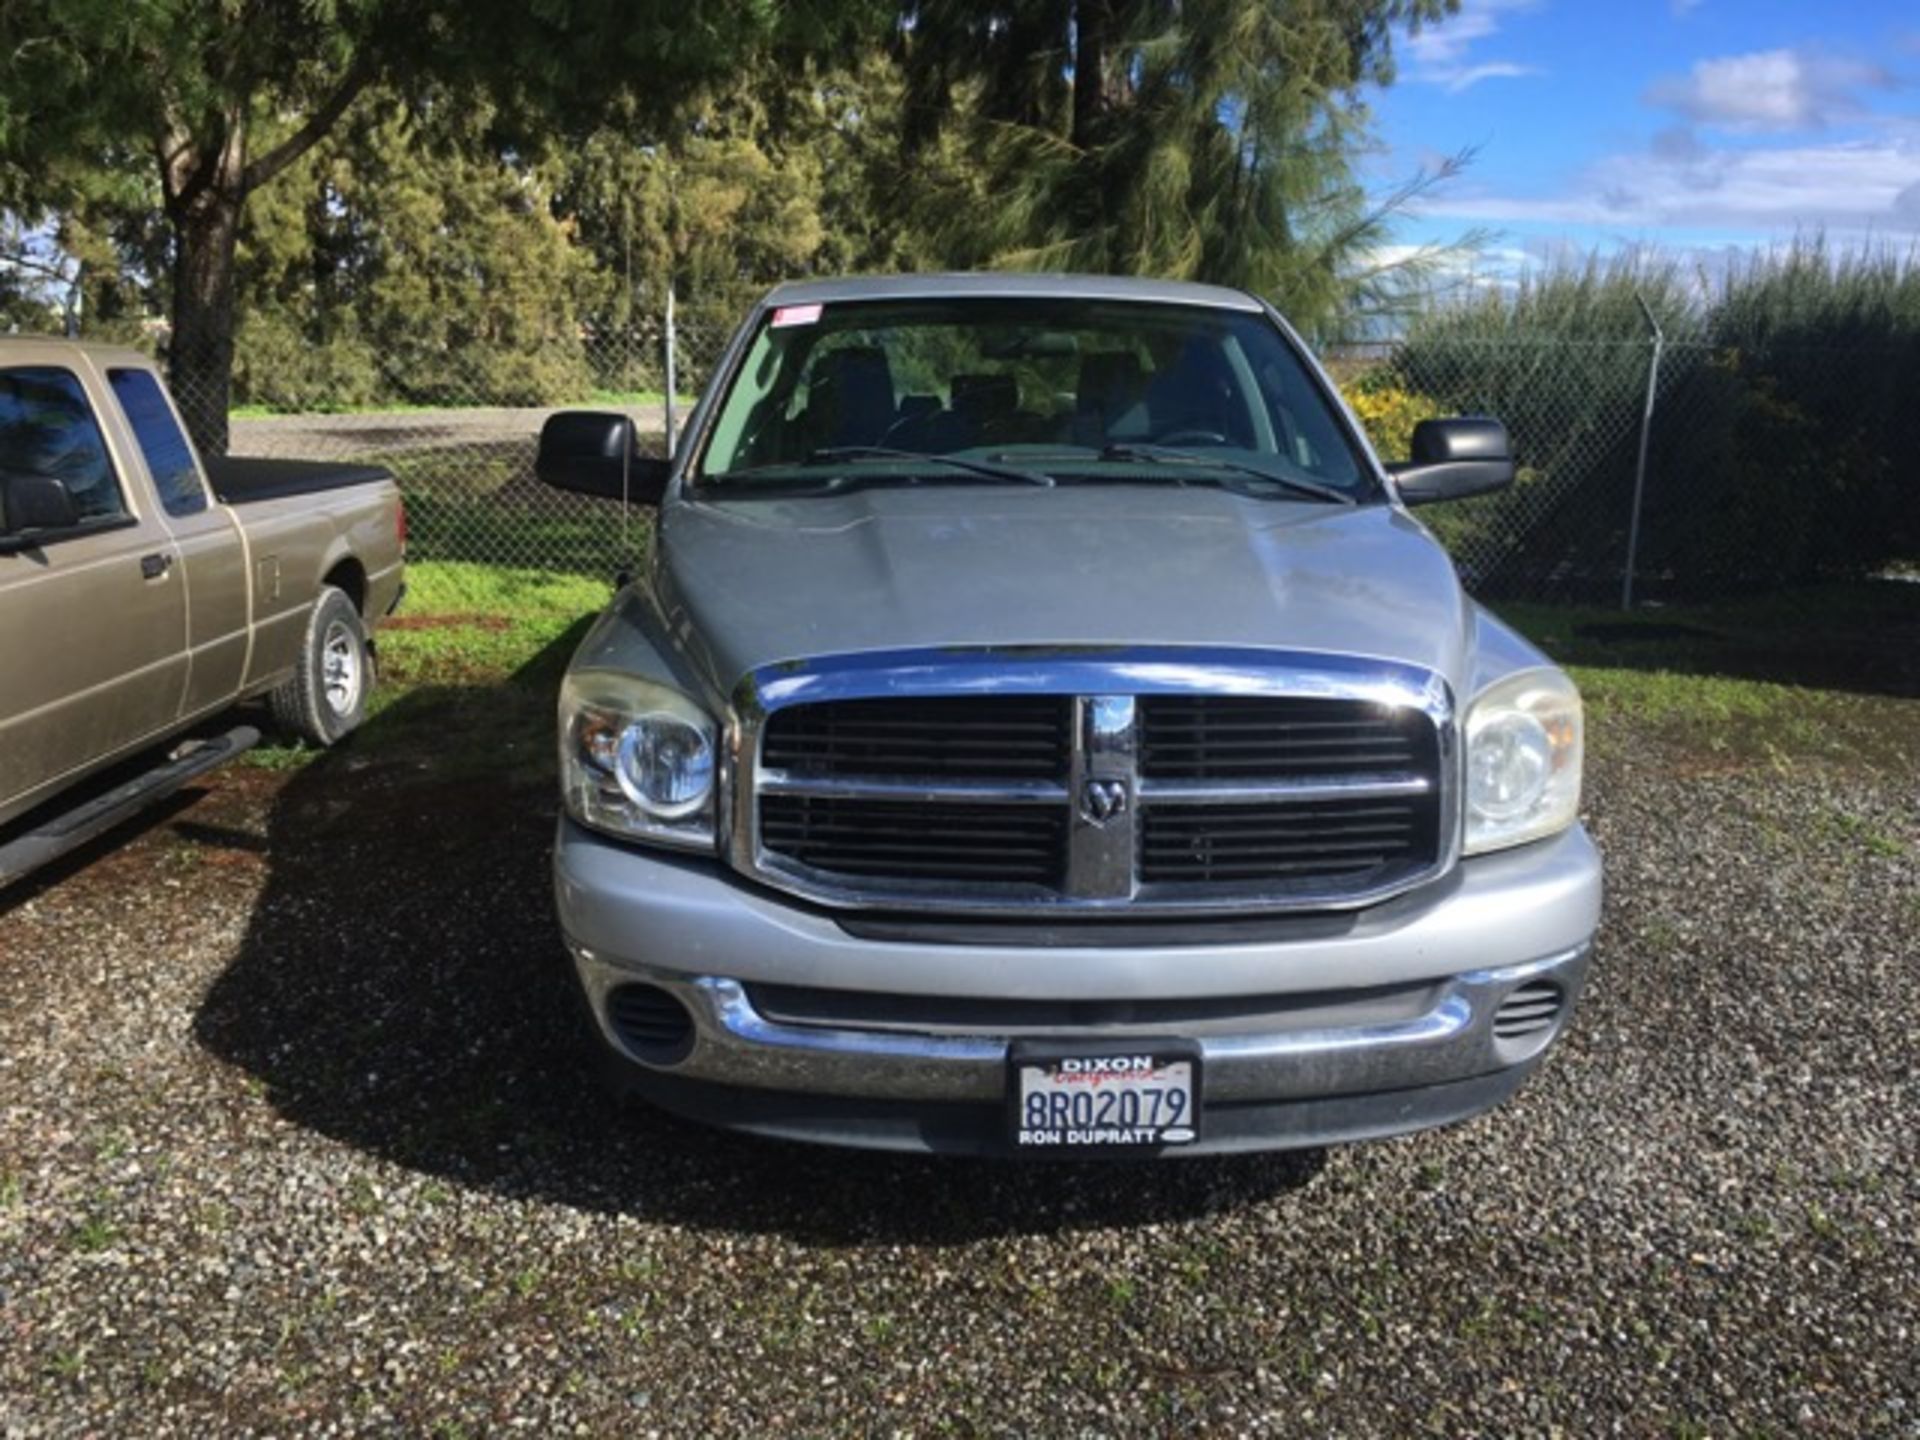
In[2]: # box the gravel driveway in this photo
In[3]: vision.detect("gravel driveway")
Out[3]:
[1,699,1915,1434]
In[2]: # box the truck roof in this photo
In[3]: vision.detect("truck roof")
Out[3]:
[0,335,154,369]
[761,272,1266,313]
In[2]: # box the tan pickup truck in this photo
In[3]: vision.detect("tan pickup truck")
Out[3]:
[0,339,404,884]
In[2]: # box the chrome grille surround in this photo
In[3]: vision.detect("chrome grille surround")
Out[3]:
[727,646,1459,916]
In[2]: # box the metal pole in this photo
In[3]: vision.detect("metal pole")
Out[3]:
[662,284,678,461]
[1622,292,1664,610]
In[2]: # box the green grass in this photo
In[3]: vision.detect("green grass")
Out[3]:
[1498,580,1919,770]
[1820,809,1909,859]
[1563,669,1891,769]
[69,1213,120,1253]
[244,561,607,777]
[381,564,608,680]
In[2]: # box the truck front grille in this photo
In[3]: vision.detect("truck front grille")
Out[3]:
[1141,696,1429,778]
[1132,695,1440,887]
[741,654,1452,915]
[759,795,1067,885]
[761,695,1071,780]
[1139,797,1434,884]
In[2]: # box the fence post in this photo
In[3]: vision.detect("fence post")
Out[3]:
[662,284,678,460]
[1622,292,1664,610]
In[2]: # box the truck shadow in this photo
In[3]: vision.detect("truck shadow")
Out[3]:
[1496,577,1920,699]
[193,625,1323,1244]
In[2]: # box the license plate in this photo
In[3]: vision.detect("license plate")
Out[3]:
[1008,1040,1200,1152]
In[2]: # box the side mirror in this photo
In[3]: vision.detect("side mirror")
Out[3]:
[535,411,671,504]
[0,472,80,541]
[1387,417,1515,507]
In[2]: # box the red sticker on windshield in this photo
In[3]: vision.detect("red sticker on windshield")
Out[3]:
[771,304,823,328]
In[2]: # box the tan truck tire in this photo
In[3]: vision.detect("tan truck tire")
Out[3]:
[270,586,372,746]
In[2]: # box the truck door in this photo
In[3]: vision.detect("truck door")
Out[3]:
[0,362,188,814]
[103,365,250,719]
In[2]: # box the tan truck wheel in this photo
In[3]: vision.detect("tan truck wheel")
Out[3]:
[270,586,372,745]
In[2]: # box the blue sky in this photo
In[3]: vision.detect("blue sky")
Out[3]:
[1369,0,1920,266]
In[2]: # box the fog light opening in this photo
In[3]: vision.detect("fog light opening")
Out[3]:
[1492,979,1565,1043]
[606,983,697,1066]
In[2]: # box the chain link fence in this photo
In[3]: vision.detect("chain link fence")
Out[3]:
[175,317,735,603]
[1326,333,1708,604]
[1333,324,1917,602]
[168,306,1914,613]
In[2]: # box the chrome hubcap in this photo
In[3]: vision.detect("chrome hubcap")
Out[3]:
[321,621,362,716]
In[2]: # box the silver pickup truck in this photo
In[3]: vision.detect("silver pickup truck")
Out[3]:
[534,274,1601,1157]
[0,339,404,883]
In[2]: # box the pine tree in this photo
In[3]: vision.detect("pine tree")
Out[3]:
[900,0,1461,332]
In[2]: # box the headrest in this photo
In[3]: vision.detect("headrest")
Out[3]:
[951,373,1019,418]
[1077,351,1146,409]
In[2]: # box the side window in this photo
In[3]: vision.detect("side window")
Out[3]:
[109,368,207,517]
[0,366,128,525]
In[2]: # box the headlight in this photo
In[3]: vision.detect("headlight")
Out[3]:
[560,670,719,851]
[1463,668,1582,856]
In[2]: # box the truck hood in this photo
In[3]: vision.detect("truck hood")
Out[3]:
[640,486,1474,696]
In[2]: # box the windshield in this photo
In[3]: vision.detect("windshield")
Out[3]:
[694,298,1374,499]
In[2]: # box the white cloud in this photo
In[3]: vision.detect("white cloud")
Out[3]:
[1646,48,1897,132]
[1421,133,1920,234]
[1365,243,1533,271]
[1444,61,1542,94]
[1670,0,1704,15]
[1356,242,1539,299]
[1405,0,1542,92]
[1396,38,1918,246]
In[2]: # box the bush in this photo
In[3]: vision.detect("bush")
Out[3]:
[233,313,601,413]
[462,342,597,409]
[232,310,383,412]
[1340,381,1440,465]
[1652,246,1920,588]
[1380,244,1920,598]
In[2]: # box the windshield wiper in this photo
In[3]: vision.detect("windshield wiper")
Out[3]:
[1096,444,1357,505]
[714,445,1059,491]
[804,446,1054,486]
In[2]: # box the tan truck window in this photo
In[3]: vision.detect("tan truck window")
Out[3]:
[0,366,127,525]
[108,368,208,517]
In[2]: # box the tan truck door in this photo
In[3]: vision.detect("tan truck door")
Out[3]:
[0,362,188,815]
[101,364,251,720]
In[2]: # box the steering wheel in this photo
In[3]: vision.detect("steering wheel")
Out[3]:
[1144,428,1229,447]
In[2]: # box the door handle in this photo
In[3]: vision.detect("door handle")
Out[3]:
[140,552,174,580]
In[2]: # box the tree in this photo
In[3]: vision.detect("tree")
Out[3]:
[0,0,876,452]
[234,89,605,409]
[555,54,924,342]
[899,0,1463,333]
[0,226,75,333]
[0,0,396,449]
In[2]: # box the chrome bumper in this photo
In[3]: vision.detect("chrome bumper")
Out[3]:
[569,942,1590,1106]
[558,817,1601,1129]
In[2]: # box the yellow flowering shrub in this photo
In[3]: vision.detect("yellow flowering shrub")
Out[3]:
[1340,383,1442,465]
